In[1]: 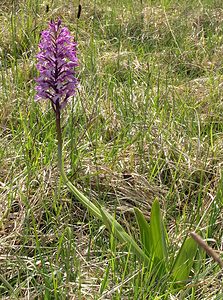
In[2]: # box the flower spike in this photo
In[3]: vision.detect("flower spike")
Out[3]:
[35,19,78,111]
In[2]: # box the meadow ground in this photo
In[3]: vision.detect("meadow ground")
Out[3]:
[0,0,223,299]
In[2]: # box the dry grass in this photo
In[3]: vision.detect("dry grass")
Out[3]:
[0,0,223,299]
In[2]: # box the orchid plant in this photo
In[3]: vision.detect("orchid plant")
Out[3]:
[35,18,148,263]
[35,19,200,286]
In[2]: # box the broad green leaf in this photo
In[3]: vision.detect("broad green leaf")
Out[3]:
[134,207,151,256]
[172,237,198,283]
[150,199,168,262]
[63,166,150,264]
[99,206,150,264]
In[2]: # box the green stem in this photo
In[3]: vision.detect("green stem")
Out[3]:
[55,109,149,264]
[56,107,102,219]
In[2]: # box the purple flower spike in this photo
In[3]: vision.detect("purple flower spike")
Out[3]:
[35,19,78,111]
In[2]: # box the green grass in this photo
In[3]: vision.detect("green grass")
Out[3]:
[1,0,223,298]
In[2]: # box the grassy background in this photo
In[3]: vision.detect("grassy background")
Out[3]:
[0,0,223,298]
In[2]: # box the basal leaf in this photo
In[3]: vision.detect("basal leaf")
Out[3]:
[134,207,151,257]
[172,237,198,283]
[98,206,150,264]
[150,199,168,262]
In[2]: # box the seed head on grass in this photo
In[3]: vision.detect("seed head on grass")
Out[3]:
[35,19,78,112]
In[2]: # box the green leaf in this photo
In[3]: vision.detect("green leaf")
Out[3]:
[150,199,168,262]
[134,207,151,256]
[98,206,150,264]
[172,237,198,283]
[63,165,150,264]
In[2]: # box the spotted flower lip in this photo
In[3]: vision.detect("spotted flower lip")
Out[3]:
[35,19,78,111]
